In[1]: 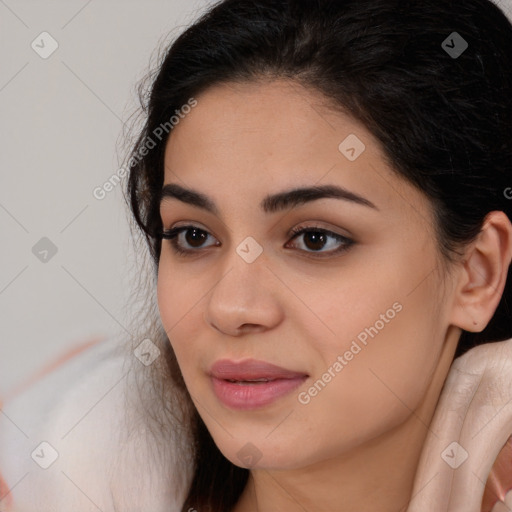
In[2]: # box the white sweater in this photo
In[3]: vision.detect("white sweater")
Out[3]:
[0,336,193,512]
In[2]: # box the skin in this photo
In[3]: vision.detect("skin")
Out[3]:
[156,79,512,512]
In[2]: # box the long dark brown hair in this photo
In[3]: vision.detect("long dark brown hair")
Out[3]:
[122,0,512,510]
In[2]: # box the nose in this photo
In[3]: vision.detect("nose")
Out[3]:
[203,247,284,337]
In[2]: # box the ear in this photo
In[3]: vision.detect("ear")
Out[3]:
[449,211,512,333]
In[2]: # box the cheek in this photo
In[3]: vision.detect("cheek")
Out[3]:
[292,268,441,451]
[157,252,204,328]
[286,311,439,467]
[156,264,177,332]
[156,263,203,374]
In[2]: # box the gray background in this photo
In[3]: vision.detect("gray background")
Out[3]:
[0,0,212,395]
[1,0,512,395]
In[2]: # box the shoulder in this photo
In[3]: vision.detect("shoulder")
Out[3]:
[0,337,193,512]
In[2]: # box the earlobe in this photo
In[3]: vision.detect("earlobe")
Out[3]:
[449,211,512,333]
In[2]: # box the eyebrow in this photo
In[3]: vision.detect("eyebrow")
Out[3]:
[159,183,378,214]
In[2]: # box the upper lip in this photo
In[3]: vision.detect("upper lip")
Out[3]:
[209,358,308,381]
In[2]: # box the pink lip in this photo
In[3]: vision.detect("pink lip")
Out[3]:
[209,359,308,410]
[210,358,307,380]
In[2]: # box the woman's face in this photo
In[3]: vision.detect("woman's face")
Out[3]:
[157,79,457,470]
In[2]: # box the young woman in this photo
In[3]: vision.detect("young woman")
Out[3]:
[2,0,511,511]
[123,0,512,511]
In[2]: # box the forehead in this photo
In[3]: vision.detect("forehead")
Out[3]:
[162,79,433,228]
[164,80,370,183]
[166,79,352,153]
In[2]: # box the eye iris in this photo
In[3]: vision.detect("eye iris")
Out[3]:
[304,231,326,251]
[186,228,208,248]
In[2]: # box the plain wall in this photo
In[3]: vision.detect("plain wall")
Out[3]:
[0,0,213,393]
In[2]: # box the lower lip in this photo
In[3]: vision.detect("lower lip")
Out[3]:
[211,376,308,410]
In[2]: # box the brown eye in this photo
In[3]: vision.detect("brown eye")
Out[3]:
[183,227,209,248]
[286,225,354,257]
[302,231,328,251]
[161,225,219,255]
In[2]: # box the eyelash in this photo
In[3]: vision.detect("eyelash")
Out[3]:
[160,224,354,258]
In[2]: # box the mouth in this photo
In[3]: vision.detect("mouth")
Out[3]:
[224,378,278,384]
[209,358,308,380]
[209,358,309,409]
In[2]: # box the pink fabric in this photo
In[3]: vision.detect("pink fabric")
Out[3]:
[0,470,13,511]
[481,435,512,511]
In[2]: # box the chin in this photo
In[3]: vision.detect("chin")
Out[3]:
[212,435,316,471]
